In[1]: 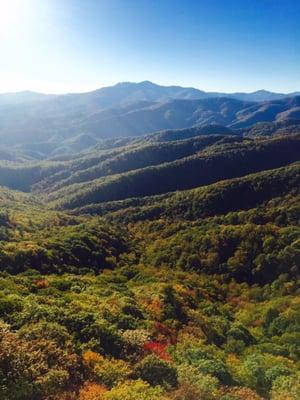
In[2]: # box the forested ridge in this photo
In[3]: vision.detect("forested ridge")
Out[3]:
[47,134,300,210]
[0,120,299,400]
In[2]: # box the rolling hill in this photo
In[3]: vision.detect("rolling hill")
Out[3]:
[0,102,299,400]
[46,134,300,210]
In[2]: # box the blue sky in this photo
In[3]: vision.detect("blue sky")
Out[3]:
[0,0,299,93]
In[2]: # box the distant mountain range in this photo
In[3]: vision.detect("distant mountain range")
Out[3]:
[0,81,299,157]
[1,81,299,105]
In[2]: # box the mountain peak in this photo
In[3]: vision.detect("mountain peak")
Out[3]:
[114,80,157,88]
[252,89,273,94]
[139,80,156,86]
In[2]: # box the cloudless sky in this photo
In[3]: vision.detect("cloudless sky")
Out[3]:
[0,0,299,93]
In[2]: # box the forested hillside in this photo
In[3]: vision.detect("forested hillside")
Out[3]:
[0,91,299,400]
[47,134,300,210]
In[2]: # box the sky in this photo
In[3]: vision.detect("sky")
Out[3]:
[0,0,299,94]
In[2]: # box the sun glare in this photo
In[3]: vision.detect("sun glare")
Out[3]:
[0,0,31,37]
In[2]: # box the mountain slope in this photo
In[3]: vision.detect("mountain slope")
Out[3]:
[0,186,130,274]
[56,96,300,139]
[0,81,299,151]
[238,119,300,137]
[86,163,299,222]
[46,134,300,210]
[0,133,237,192]
[33,135,234,194]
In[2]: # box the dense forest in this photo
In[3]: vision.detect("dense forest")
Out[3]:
[0,113,299,400]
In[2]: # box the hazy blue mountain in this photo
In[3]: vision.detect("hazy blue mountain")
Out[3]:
[211,89,298,102]
[0,82,299,154]
[72,95,300,136]
[0,90,54,105]
[0,81,298,108]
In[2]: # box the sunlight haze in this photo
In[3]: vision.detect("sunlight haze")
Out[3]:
[0,0,299,94]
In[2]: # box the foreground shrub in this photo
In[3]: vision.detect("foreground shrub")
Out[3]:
[144,341,171,361]
[134,355,178,388]
[196,358,231,384]
[83,351,131,388]
[18,321,72,348]
[169,364,219,400]
[104,379,165,400]
[271,374,300,400]
[220,386,264,400]
[236,353,296,394]
[173,339,231,384]
[0,322,80,400]
[79,382,107,400]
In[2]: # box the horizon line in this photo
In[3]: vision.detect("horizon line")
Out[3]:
[0,80,299,96]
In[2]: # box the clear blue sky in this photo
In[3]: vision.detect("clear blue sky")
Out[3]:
[0,0,299,93]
